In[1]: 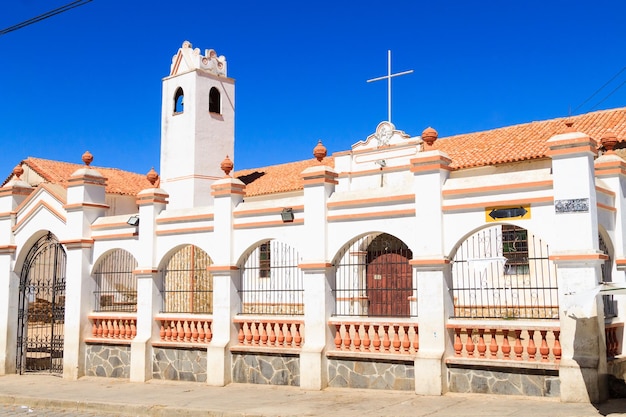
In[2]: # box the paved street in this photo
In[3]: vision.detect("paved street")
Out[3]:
[0,404,124,417]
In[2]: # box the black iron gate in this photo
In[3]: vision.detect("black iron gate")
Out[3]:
[16,233,66,374]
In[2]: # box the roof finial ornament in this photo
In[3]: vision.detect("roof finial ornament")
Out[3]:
[221,155,234,177]
[601,129,618,153]
[147,167,159,186]
[422,127,438,147]
[82,151,93,166]
[313,140,327,162]
[13,164,24,180]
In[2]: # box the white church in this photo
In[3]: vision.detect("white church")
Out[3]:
[0,40,625,403]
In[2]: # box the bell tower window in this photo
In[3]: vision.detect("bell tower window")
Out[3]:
[209,87,221,114]
[174,87,184,114]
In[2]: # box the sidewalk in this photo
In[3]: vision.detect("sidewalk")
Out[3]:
[0,374,624,417]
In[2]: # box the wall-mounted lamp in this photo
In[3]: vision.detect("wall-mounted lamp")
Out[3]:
[127,215,140,227]
[375,159,387,168]
[281,208,294,222]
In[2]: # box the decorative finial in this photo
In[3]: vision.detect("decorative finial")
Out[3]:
[82,151,93,166]
[13,164,24,180]
[313,140,327,162]
[147,167,159,186]
[601,129,618,153]
[422,127,438,147]
[221,155,234,177]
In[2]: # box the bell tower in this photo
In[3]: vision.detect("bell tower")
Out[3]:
[160,41,235,209]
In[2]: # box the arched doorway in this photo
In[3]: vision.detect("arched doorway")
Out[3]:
[16,233,66,374]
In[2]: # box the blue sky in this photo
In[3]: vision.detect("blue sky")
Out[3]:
[1,1,625,176]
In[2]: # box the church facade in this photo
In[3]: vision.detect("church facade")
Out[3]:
[0,41,625,403]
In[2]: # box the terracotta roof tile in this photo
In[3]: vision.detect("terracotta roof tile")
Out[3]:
[2,157,152,196]
[432,107,626,169]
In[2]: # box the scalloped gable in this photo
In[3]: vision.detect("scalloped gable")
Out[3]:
[1,157,151,196]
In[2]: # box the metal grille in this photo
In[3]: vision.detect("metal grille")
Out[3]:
[451,225,559,319]
[599,233,616,318]
[239,240,303,315]
[334,233,415,317]
[93,249,138,312]
[162,245,213,314]
[17,233,66,374]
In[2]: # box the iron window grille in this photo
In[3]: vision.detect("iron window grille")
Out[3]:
[239,240,304,315]
[161,245,213,314]
[93,249,138,312]
[333,233,416,318]
[451,225,558,319]
[599,233,616,318]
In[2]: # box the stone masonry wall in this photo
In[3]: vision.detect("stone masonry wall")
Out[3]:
[328,358,414,391]
[232,353,299,386]
[152,347,207,382]
[85,344,130,378]
[448,365,560,397]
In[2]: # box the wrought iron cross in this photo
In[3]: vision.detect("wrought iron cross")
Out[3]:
[367,50,413,124]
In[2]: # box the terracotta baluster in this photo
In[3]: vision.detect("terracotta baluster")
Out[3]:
[238,323,245,344]
[402,325,410,354]
[527,330,536,361]
[92,321,97,338]
[277,323,285,347]
[502,329,511,359]
[171,321,178,341]
[294,323,302,347]
[514,330,523,360]
[104,319,112,338]
[382,325,391,352]
[363,325,371,352]
[191,321,198,342]
[343,324,352,350]
[96,320,103,337]
[489,328,498,359]
[539,330,549,362]
[553,330,561,362]
[334,324,342,350]
[131,320,137,338]
[260,322,268,346]
[205,322,212,342]
[125,320,131,339]
[198,321,206,343]
[465,328,475,357]
[373,325,381,351]
[477,328,486,358]
[392,325,401,353]
[245,322,253,345]
[353,324,361,351]
[115,320,122,338]
[453,328,462,356]
[183,320,191,342]
[163,321,170,341]
[413,326,419,352]
[269,323,276,346]
[285,323,293,347]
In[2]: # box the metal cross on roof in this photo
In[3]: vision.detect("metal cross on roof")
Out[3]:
[366,50,413,124]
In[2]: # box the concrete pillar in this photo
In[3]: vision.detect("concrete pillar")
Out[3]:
[299,164,337,390]
[207,171,245,386]
[61,154,109,379]
[409,147,452,395]
[0,167,32,374]
[130,173,168,382]
[547,126,607,403]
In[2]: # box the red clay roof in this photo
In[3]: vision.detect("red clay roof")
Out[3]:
[432,107,626,169]
[2,157,152,196]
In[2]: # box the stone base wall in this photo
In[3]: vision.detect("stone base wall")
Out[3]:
[85,344,130,378]
[328,358,414,391]
[152,347,207,382]
[232,353,299,386]
[448,365,560,397]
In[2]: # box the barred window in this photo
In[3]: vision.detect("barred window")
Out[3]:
[451,225,558,319]
[239,240,303,315]
[600,233,616,318]
[93,249,138,312]
[334,233,415,318]
[161,245,213,314]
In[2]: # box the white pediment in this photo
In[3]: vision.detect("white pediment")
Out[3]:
[352,122,417,151]
[170,41,227,77]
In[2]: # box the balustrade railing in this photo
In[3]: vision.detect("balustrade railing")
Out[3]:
[328,319,419,356]
[87,314,137,343]
[606,322,624,358]
[156,315,213,345]
[233,317,303,350]
[447,321,561,365]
